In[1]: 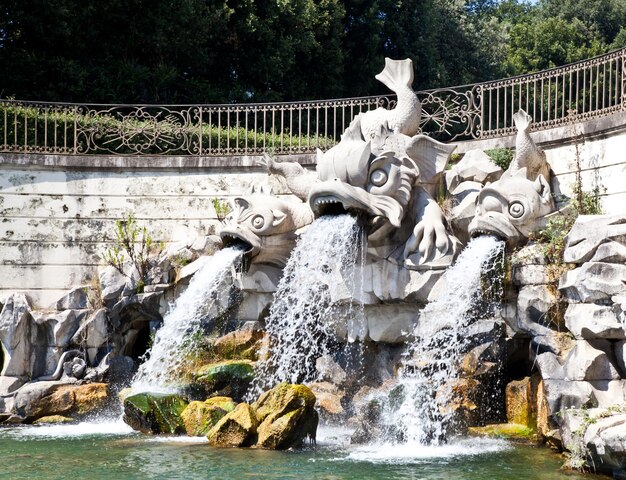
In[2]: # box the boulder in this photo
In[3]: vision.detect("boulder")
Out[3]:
[123,392,188,434]
[71,308,109,349]
[308,382,344,416]
[32,310,81,348]
[445,149,503,191]
[181,396,236,436]
[565,303,626,340]
[213,322,264,360]
[505,377,536,427]
[468,423,535,439]
[253,383,318,449]
[315,355,347,385]
[13,381,108,420]
[0,294,32,378]
[560,263,626,303]
[32,415,74,424]
[563,341,620,381]
[190,360,255,401]
[541,379,594,416]
[99,265,128,301]
[516,285,561,336]
[512,264,549,285]
[563,214,626,264]
[55,287,88,310]
[207,403,258,447]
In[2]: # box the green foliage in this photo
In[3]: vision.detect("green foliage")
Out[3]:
[102,213,162,287]
[533,187,603,264]
[485,148,514,170]
[211,198,232,223]
[1,1,623,104]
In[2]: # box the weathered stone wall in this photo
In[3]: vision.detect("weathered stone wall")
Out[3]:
[3,111,626,308]
[0,154,314,307]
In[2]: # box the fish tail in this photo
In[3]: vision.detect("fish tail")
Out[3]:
[375,58,414,93]
[513,109,532,132]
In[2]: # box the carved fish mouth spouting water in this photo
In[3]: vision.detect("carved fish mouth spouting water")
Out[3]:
[220,228,260,258]
[309,180,404,234]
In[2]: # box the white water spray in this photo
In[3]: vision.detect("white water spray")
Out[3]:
[131,247,243,393]
[380,236,504,445]
[253,215,365,392]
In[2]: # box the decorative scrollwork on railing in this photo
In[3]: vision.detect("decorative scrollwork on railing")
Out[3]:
[417,85,482,141]
[75,106,202,155]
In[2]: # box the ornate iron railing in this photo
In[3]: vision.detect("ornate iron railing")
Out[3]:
[1,48,624,156]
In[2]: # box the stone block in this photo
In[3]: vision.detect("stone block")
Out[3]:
[562,340,620,381]
[512,264,549,286]
[565,303,626,340]
[563,214,626,264]
[71,308,109,349]
[55,286,88,310]
[366,303,417,343]
[560,262,626,303]
[99,265,126,301]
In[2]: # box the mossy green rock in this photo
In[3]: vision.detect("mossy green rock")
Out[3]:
[32,415,74,425]
[123,392,188,434]
[253,383,318,450]
[181,397,236,436]
[468,423,536,440]
[191,360,255,401]
[207,403,258,447]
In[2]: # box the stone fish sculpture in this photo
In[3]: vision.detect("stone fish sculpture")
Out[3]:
[222,57,461,303]
[468,109,556,248]
[220,186,313,268]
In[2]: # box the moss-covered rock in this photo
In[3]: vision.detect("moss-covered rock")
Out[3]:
[253,383,318,450]
[32,415,74,425]
[468,423,536,440]
[181,396,236,436]
[207,403,258,447]
[190,360,255,401]
[213,323,265,360]
[123,392,188,434]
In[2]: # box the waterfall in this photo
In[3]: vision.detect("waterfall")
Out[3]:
[253,215,365,393]
[130,247,243,393]
[380,236,504,445]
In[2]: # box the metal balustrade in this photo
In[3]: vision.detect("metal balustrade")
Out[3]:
[1,48,624,156]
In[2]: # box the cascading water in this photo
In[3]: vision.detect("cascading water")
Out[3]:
[253,214,365,393]
[131,247,243,393]
[379,235,504,446]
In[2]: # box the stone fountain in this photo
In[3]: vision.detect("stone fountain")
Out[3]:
[3,57,626,474]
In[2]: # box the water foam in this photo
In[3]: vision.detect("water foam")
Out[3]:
[3,419,134,439]
[131,247,243,393]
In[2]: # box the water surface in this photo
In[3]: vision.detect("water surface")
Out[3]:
[0,421,598,480]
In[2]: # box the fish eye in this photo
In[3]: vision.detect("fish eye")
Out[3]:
[508,201,525,219]
[370,169,388,187]
[251,215,265,229]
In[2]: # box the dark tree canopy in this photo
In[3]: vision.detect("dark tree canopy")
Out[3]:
[0,0,623,104]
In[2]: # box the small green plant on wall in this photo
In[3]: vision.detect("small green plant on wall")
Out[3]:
[212,198,232,223]
[103,213,162,292]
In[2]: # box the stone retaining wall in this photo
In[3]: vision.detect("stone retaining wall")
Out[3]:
[2,111,626,308]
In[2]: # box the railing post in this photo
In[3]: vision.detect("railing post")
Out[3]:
[72,105,78,154]
[622,48,626,111]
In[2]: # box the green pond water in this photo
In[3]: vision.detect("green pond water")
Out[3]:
[0,420,601,480]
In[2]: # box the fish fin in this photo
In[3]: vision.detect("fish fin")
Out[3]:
[375,58,414,93]
[405,135,456,183]
[513,109,532,132]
